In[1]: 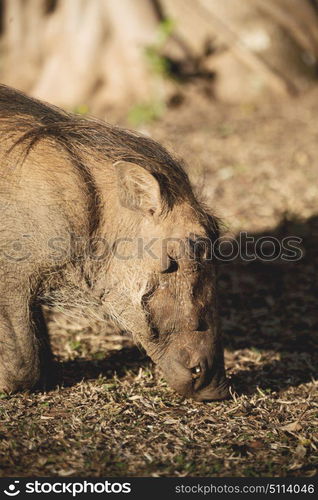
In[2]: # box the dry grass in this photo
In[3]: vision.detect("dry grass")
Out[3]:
[0,89,317,477]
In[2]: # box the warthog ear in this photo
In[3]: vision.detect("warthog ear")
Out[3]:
[114,160,161,216]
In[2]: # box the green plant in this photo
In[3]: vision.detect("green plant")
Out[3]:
[73,104,89,115]
[128,100,165,127]
[144,18,176,79]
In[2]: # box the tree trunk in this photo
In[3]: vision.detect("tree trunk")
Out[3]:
[32,0,105,107]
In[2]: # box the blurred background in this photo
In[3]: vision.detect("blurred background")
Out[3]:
[1,0,318,118]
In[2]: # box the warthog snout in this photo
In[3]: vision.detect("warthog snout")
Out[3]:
[157,330,229,401]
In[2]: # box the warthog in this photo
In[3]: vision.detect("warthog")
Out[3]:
[0,84,229,401]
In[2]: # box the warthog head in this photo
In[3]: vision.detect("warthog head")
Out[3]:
[103,159,229,401]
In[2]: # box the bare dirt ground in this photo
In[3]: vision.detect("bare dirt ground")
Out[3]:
[0,89,317,477]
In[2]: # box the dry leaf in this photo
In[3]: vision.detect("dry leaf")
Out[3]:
[295,444,307,459]
[281,421,302,432]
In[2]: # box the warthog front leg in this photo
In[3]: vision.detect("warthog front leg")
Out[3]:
[0,296,50,394]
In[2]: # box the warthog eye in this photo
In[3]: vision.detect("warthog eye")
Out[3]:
[191,365,202,379]
[162,256,178,274]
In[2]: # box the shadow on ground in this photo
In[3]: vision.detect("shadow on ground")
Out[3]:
[219,214,318,395]
[53,346,150,389]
